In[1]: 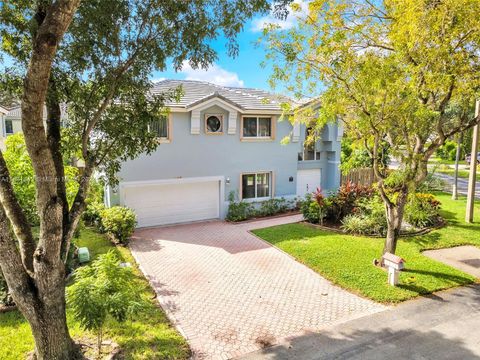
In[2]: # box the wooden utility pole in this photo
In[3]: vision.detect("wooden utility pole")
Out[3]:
[465,100,479,223]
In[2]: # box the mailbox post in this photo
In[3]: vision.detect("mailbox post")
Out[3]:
[383,252,405,286]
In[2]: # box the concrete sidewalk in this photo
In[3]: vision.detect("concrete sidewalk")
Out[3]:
[240,284,480,360]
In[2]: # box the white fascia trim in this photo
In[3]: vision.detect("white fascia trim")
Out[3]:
[0,107,8,115]
[188,97,242,113]
[242,109,284,115]
[119,176,225,188]
[168,106,285,116]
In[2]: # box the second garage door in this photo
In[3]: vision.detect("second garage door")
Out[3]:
[121,179,220,228]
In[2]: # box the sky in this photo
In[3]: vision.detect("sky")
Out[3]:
[150,1,308,94]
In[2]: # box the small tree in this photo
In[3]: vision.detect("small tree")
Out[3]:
[263,0,480,260]
[67,251,143,357]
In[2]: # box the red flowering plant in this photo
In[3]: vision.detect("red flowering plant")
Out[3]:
[313,187,328,225]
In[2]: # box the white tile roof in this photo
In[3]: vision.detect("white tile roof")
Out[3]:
[151,80,295,111]
[5,104,67,120]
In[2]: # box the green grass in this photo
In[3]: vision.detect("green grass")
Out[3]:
[0,227,189,360]
[253,193,480,304]
[434,168,479,179]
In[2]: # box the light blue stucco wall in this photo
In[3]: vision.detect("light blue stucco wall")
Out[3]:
[109,104,342,218]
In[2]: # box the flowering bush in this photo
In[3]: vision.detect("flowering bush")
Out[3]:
[326,181,374,222]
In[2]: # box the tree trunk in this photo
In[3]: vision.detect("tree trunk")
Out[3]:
[382,189,408,257]
[10,266,81,360]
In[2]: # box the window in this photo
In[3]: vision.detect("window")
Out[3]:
[205,114,223,134]
[148,114,169,140]
[5,119,13,135]
[242,116,272,138]
[241,172,271,199]
[298,127,320,161]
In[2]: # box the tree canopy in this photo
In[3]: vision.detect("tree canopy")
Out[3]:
[263,0,480,256]
[0,1,291,358]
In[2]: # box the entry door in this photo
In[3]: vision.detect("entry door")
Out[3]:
[296,169,321,197]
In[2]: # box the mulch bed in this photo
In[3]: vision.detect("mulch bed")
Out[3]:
[229,210,301,224]
[302,218,446,238]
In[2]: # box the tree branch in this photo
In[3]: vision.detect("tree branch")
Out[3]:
[0,151,36,275]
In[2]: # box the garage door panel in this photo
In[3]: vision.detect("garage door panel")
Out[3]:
[122,180,220,227]
[297,169,321,197]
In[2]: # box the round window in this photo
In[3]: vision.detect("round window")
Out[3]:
[206,115,222,133]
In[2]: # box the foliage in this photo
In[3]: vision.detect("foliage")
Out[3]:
[67,250,145,355]
[101,207,137,245]
[417,170,448,193]
[435,140,458,161]
[404,193,441,228]
[257,197,289,217]
[0,227,189,360]
[83,201,106,229]
[253,193,479,303]
[226,191,255,222]
[263,0,480,255]
[341,138,390,174]
[3,134,79,225]
[226,192,294,221]
[341,196,387,236]
[300,194,321,224]
[326,182,374,222]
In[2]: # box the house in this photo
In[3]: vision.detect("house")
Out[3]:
[106,80,343,227]
[0,105,67,150]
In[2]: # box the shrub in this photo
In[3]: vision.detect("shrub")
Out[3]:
[327,181,374,222]
[436,140,457,161]
[101,206,137,245]
[341,196,388,235]
[404,193,441,228]
[67,251,144,356]
[83,201,106,228]
[257,198,289,217]
[226,192,255,221]
[300,193,327,224]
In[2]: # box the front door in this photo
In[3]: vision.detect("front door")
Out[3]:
[296,169,321,197]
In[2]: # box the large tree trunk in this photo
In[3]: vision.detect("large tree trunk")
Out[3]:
[0,2,82,360]
[382,188,408,257]
[20,294,79,360]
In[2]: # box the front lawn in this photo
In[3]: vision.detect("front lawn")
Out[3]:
[0,227,189,360]
[253,193,480,303]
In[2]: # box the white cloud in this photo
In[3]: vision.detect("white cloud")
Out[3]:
[251,1,309,32]
[179,61,244,87]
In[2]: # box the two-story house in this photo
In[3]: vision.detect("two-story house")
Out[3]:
[106,80,343,227]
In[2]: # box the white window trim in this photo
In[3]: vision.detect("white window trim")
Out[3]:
[240,171,273,201]
[241,116,275,141]
[147,113,172,143]
[4,118,14,136]
[204,113,224,135]
[299,141,321,161]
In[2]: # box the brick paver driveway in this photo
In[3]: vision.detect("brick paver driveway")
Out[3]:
[130,215,384,359]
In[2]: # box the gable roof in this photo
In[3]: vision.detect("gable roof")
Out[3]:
[151,80,295,112]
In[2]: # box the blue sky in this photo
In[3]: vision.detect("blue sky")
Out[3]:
[151,2,307,94]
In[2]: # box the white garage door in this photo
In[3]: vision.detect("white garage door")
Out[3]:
[296,169,321,197]
[121,180,220,227]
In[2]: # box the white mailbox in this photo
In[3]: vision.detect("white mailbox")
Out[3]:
[383,252,405,286]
